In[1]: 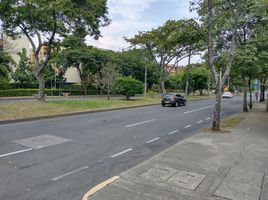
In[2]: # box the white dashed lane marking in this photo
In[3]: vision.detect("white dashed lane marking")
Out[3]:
[0,148,33,158]
[146,137,160,144]
[52,166,89,181]
[184,125,192,128]
[125,119,156,128]
[110,148,133,158]
[184,106,213,114]
[167,130,179,135]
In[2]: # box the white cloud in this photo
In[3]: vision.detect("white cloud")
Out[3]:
[86,0,202,65]
[108,0,156,21]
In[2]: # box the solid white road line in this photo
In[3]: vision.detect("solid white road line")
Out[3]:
[168,130,179,135]
[206,117,211,120]
[125,119,156,128]
[184,125,192,128]
[146,137,160,144]
[110,148,133,158]
[52,166,89,181]
[184,106,213,114]
[0,148,33,158]
[197,120,203,124]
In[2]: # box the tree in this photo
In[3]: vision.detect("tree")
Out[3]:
[253,23,268,103]
[95,62,120,100]
[0,50,14,81]
[0,0,109,100]
[126,20,196,94]
[113,77,143,100]
[166,71,184,91]
[191,66,209,95]
[191,0,263,130]
[115,49,159,89]
[233,44,260,111]
[12,48,36,85]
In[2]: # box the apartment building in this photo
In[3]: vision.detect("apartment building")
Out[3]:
[0,32,80,83]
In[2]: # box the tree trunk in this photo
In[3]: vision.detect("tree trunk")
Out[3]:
[107,83,110,101]
[260,79,265,102]
[242,75,248,112]
[248,78,252,109]
[212,84,222,131]
[266,93,268,112]
[36,71,45,101]
[160,76,166,94]
[84,86,87,96]
[207,74,210,96]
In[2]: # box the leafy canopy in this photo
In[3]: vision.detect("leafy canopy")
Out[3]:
[113,77,143,100]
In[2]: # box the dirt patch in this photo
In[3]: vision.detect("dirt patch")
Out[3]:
[202,114,245,133]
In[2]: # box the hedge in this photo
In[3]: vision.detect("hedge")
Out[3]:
[0,89,101,97]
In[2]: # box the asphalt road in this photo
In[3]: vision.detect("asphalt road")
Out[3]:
[0,97,242,200]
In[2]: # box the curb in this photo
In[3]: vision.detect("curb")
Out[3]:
[82,176,120,200]
[0,103,159,125]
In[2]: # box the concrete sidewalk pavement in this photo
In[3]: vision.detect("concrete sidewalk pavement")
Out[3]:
[84,102,268,200]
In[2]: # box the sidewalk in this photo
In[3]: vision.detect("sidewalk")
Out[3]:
[85,102,268,200]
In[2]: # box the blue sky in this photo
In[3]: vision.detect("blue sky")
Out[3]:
[87,0,201,65]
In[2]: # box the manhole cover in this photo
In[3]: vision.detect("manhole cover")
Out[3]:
[139,167,177,182]
[13,134,71,149]
[167,170,206,190]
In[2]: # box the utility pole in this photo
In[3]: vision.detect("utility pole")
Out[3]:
[144,64,148,97]
[208,73,210,96]
[185,47,192,96]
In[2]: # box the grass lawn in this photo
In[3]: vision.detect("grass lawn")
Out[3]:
[0,95,215,121]
[203,114,245,133]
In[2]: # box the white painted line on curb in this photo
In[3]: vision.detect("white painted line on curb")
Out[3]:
[125,119,156,128]
[206,117,211,120]
[146,137,160,144]
[197,120,203,124]
[184,125,192,128]
[110,148,133,158]
[52,166,89,181]
[184,106,213,114]
[168,130,179,135]
[0,148,33,158]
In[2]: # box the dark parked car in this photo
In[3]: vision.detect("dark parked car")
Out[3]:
[161,93,187,107]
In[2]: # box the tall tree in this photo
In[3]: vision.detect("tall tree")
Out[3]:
[0,0,109,100]
[12,48,36,85]
[233,44,259,111]
[95,62,120,100]
[192,0,262,130]
[126,20,196,94]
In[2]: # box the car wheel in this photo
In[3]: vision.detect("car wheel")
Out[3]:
[175,102,179,107]
[183,101,187,106]
[162,103,166,107]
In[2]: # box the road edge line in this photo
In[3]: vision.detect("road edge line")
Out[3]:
[82,176,120,200]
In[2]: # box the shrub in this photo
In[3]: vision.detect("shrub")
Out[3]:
[0,89,100,97]
[113,76,143,100]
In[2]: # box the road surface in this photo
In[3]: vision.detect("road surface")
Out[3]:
[0,97,242,200]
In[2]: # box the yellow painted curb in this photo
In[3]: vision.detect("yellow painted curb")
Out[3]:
[82,176,120,200]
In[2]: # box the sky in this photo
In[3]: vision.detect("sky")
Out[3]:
[87,0,202,65]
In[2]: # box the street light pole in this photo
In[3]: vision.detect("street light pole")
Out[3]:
[144,64,147,97]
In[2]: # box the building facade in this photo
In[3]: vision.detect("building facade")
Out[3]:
[0,32,80,83]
